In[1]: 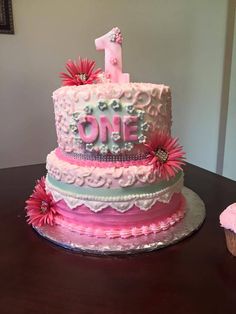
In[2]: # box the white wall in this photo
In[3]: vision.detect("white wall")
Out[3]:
[223,12,236,180]
[0,0,228,171]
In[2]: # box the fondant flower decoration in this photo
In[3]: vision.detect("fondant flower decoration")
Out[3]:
[98,101,108,111]
[110,57,118,65]
[137,110,145,120]
[72,111,87,123]
[111,144,121,154]
[97,72,111,84]
[145,133,185,180]
[100,144,109,155]
[124,142,134,151]
[141,122,150,132]
[111,131,121,142]
[105,72,111,79]
[126,104,135,114]
[109,27,123,44]
[77,114,87,124]
[138,134,147,143]
[72,112,81,121]
[25,177,57,227]
[84,105,93,115]
[75,136,84,145]
[109,33,116,42]
[70,124,78,134]
[86,143,94,152]
[111,100,121,111]
[60,57,102,86]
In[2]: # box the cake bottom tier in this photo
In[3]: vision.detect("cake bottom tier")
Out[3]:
[51,192,186,239]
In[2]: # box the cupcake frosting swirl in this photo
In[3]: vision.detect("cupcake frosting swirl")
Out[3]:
[220,203,236,233]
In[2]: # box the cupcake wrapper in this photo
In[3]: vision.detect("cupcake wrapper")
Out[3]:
[224,229,236,257]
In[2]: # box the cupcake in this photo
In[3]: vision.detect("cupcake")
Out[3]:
[220,203,236,257]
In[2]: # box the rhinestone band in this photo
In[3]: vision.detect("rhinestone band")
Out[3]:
[156,148,168,163]
[63,151,148,162]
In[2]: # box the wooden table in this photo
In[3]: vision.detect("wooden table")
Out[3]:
[0,163,236,314]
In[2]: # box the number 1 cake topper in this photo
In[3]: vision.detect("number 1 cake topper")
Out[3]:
[95,27,130,83]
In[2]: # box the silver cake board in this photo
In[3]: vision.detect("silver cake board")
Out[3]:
[33,187,206,255]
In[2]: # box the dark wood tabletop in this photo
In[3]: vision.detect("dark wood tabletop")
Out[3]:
[0,163,236,314]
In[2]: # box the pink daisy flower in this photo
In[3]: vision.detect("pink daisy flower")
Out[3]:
[145,133,185,180]
[25,177,57,227]
[60,57,102,86]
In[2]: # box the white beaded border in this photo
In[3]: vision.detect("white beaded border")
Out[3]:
[45,174,183,203]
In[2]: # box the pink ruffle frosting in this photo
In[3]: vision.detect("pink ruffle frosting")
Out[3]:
[53,193,186,238]
[220,203,236,233]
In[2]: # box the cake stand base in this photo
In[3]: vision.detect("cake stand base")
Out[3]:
[33,187,206,255]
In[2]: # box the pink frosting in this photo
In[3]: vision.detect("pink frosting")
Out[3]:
[220,203,236,233]
[123,116,138,141]
[53,193,186,238]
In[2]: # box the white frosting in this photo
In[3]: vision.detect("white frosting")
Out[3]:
[46,149,165,189]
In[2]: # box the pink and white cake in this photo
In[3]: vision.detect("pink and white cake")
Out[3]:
[26,28,186,245]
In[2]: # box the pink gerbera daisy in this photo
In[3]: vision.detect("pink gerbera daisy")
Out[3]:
[60,57,102,86]
[145,132,185,180]
[25,177,57,227]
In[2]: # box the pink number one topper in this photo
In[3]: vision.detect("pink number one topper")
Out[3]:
[95,27,130,83]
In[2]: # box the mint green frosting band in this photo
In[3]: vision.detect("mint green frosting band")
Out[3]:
[47,171,182,198]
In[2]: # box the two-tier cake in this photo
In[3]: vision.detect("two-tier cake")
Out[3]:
[25,27,191,253]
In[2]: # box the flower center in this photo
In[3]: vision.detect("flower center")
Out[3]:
[156,148,168,163]
[40,200,48,213]
[78,73,88,81]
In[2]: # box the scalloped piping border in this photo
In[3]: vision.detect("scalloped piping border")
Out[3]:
[46,175,184,212]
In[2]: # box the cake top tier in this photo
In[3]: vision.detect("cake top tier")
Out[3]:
[53,27,185,180]
[53,82,172,156]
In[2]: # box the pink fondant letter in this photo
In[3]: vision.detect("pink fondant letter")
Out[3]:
[123,116,138,142]
[100,115,121,143]
[78,116,99,143]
